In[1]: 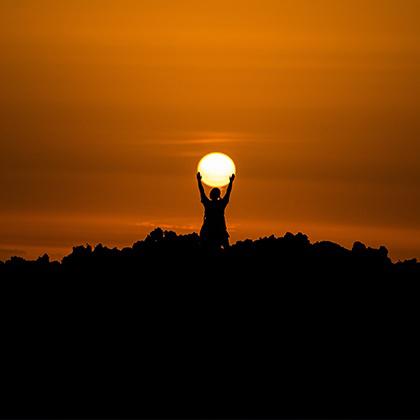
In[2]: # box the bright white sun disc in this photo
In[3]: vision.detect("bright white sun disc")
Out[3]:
[197,152,236,187]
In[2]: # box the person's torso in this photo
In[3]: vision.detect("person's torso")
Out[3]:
[203,200,226,230]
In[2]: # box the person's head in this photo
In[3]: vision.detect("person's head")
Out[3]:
[210,188,221,201]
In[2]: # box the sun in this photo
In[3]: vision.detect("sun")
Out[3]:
[197,152,236,187]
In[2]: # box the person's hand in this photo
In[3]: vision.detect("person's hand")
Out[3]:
[197,172,202,181]
[230,173,235,182]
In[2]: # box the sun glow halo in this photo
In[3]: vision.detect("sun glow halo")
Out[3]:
[197,152,236,187]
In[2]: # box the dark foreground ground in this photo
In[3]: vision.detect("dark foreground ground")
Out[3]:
[1,229,419,418]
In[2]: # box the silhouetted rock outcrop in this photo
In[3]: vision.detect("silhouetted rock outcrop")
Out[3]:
[1,228,417,277]
[1,229,419,418]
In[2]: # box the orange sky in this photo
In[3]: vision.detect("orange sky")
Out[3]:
[1,0,419,261]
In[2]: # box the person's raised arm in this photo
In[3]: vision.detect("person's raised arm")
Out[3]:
[197,172,208,204]
[223,173,235,205]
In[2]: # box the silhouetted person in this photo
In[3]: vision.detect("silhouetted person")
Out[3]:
[197,172,235,250]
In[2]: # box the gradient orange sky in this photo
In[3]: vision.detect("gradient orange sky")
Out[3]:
[1,0,419,261]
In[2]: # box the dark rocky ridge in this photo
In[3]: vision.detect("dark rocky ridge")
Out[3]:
[1,227,418,277]
[1,228,419,418]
